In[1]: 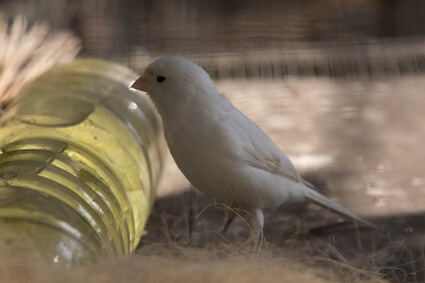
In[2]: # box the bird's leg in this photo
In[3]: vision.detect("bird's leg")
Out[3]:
[220,208,236,241]
[247,208,264,250]
[186,188,197,242]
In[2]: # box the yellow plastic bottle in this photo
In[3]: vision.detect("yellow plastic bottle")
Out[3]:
[0,59,164,265]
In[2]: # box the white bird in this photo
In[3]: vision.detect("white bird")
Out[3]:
[131,56,375,241]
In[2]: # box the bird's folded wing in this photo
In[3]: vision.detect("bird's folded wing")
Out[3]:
[243,148,301,183]
[218,99,302,184]
[244,145,315,187]
[240,125,302,183]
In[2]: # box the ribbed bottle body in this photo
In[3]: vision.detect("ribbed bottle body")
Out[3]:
[0,60,163,264]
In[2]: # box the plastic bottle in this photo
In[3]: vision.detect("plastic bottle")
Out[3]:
[0,59,164,265]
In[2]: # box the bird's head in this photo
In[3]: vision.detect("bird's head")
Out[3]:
[131,56,217,114]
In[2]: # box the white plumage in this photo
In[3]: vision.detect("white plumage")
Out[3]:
[131,56,374,240]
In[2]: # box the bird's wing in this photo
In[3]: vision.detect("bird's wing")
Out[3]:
[242,135,302,183]
[224,106,302,183]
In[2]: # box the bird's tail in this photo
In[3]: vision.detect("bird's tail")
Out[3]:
[304,187,376,228]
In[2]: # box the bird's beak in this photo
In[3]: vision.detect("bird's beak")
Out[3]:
[131,75,149,92]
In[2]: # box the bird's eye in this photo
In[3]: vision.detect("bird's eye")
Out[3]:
[156,76,166,83]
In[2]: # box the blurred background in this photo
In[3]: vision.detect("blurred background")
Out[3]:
[1,1,425,282]
[2,0,425,76]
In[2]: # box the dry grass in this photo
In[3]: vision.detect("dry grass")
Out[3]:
[0,239,386,283]
[0,13,80,108]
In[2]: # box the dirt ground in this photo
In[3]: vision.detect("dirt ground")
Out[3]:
[141,76,425,282]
